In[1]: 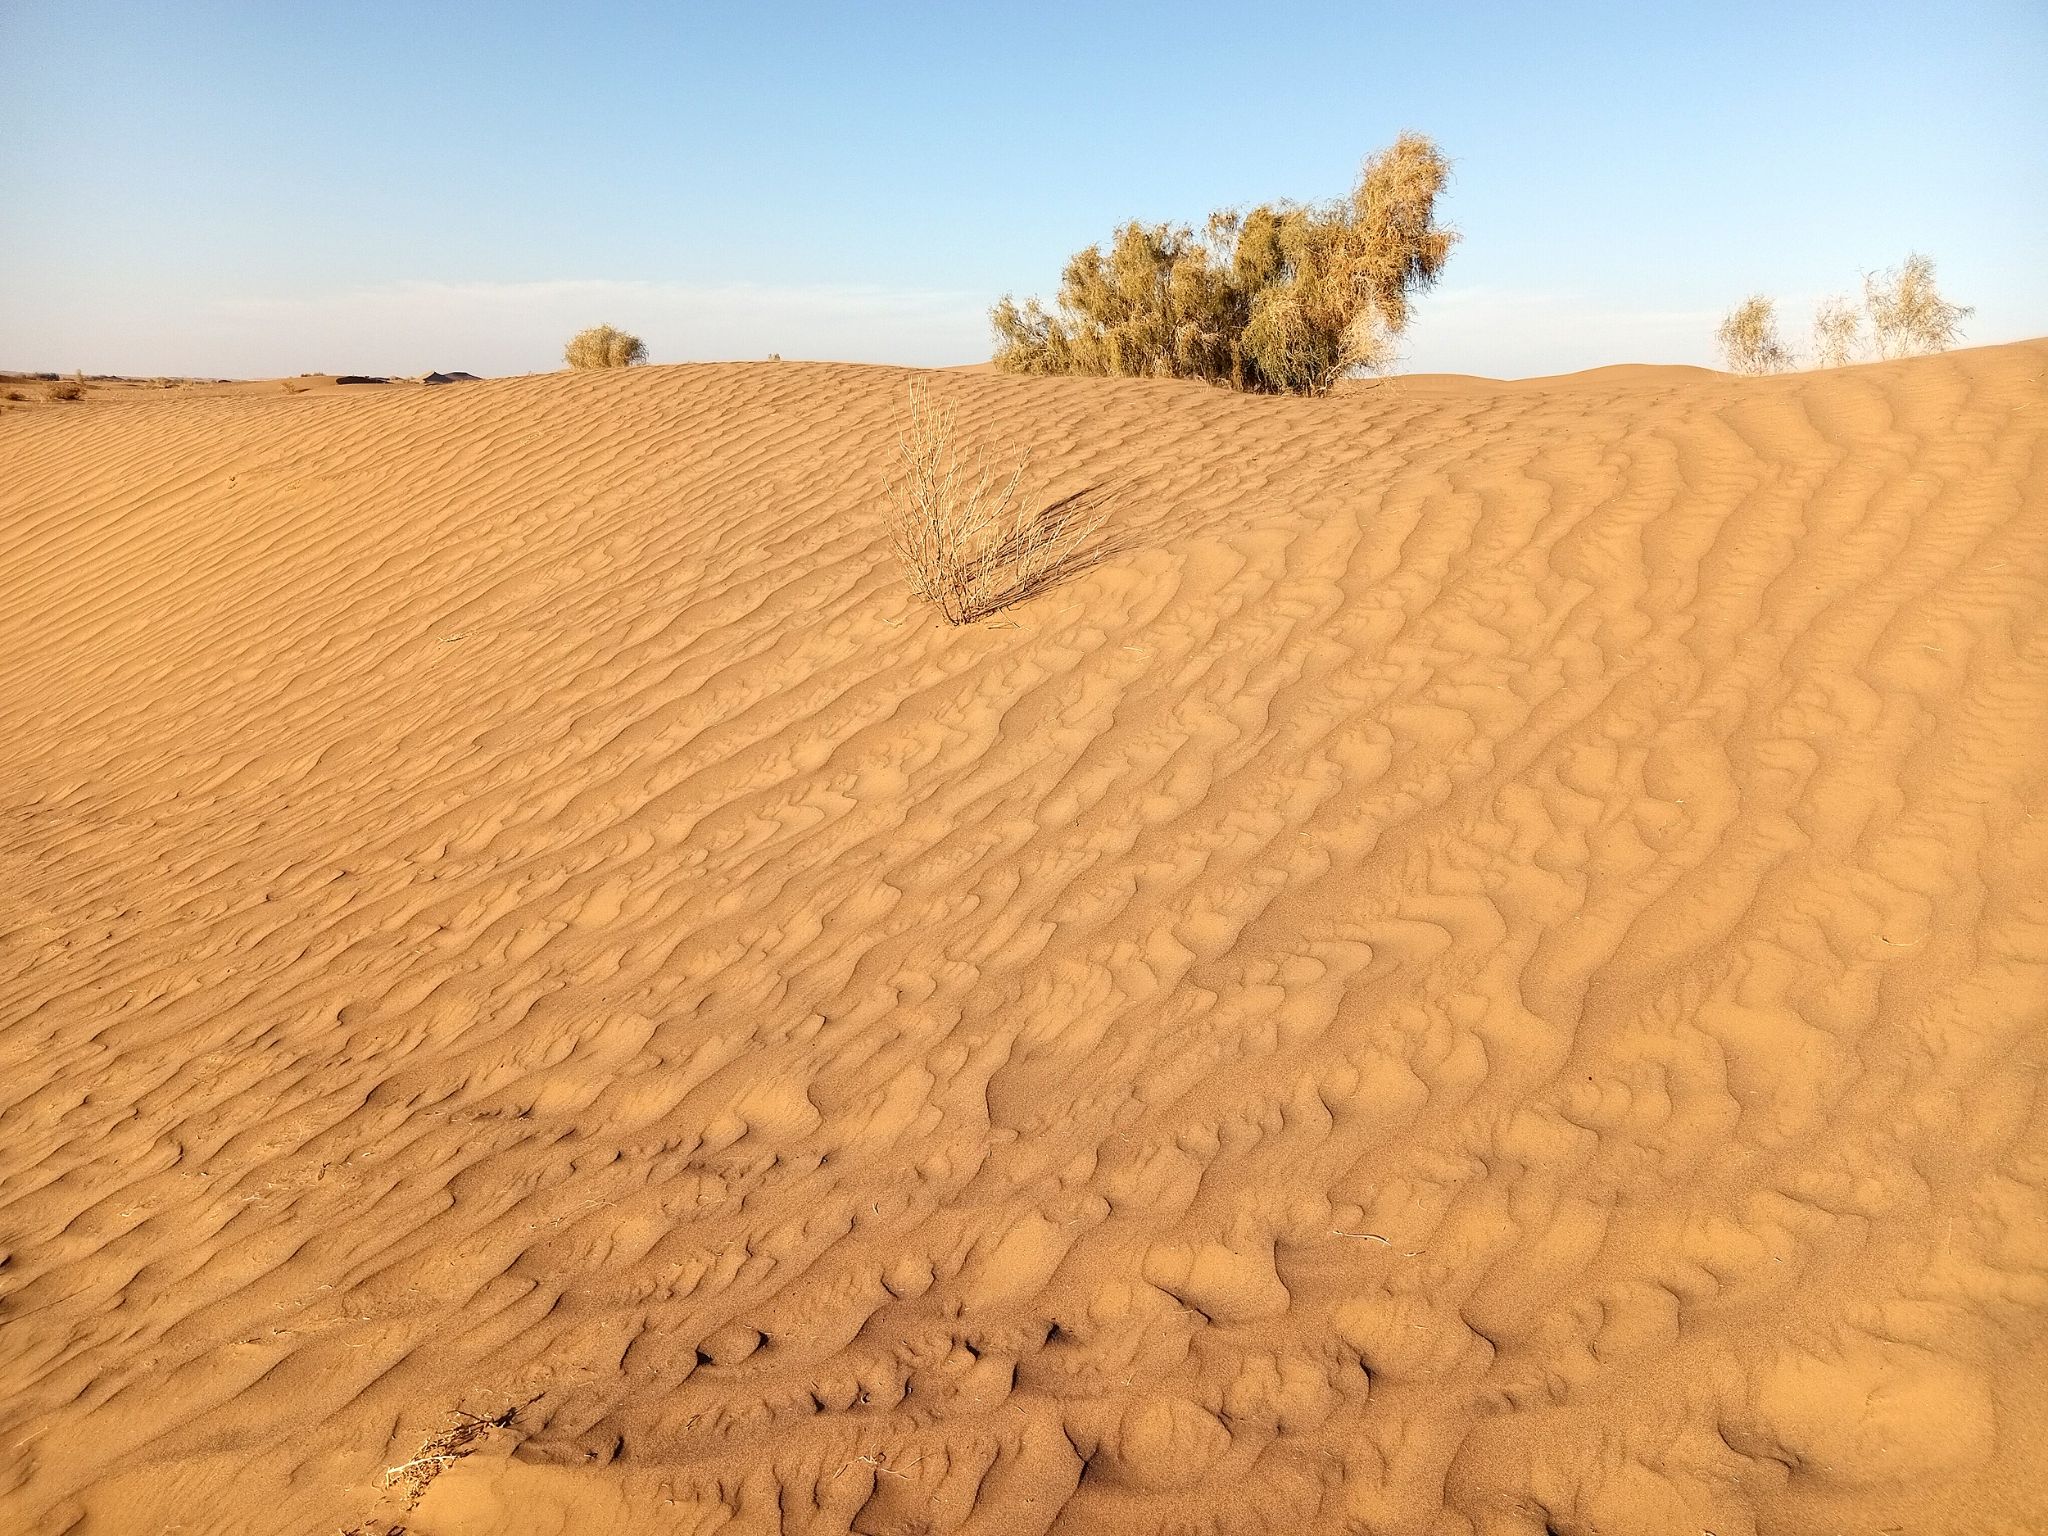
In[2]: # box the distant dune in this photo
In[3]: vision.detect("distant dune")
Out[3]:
[2,343,2045,1535]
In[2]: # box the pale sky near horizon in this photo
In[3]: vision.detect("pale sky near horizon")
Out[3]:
[3,1,2043,380]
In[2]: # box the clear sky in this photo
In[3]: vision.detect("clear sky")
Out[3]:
[3,1,2043,379]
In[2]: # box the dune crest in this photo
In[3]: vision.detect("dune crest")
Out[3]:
[2,344,2045,1535]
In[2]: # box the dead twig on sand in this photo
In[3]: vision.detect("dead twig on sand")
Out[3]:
[381,1397,534,1508]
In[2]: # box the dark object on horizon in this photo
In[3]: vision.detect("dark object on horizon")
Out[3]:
[334,375,389,385]
[422,371,481,385]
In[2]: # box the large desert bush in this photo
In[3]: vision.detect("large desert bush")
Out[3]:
[884,383,1106,624]
[991,133,1455,395]
[1716,296,1792,374]
[1863,253,1971,359]
[564,323,648,370]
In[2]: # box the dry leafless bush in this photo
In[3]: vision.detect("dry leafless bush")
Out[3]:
[992,132,1455,395]
[885,382,1108,625]
[1716,296,1792,374]
[1863,253,1971,359]
[44,380,85,401]
[1811,296,1862,368]
[564,323,648,370]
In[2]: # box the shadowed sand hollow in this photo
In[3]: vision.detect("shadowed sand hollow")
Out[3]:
[2,343,2045,1534]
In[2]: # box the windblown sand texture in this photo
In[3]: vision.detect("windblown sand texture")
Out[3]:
[3,343,2046,1535]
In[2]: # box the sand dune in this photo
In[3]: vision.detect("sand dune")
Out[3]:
[2,343,2045,1535]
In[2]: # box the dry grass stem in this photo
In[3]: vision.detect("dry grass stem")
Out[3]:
[885,383,1109,625]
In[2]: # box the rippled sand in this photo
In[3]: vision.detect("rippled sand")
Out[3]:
[3,344,2045,1535]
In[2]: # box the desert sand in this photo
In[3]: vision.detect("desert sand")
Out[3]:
[2,343,2045,1535]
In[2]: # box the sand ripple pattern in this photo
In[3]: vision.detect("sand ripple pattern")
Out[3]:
[2,348,2046,1534]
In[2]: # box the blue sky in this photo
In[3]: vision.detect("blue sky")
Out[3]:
[3,1,2042,378]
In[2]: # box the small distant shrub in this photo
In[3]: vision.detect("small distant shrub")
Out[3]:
[564,324,648,370]
[45,380,84,401]
[3,389,27,402]
[1863,253,1971,359]
[991,132,1455,395]
[1716,296,1792,374]
[1811,296,1862,368]
[884,382,1107,624]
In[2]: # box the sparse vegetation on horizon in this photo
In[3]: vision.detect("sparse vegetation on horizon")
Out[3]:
[564,324,649,370]
[1721,253,1970,372]
[885,383,1107,624]
[991,133,1456,395]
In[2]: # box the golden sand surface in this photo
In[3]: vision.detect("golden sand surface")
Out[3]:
[2,344,2045,1534]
